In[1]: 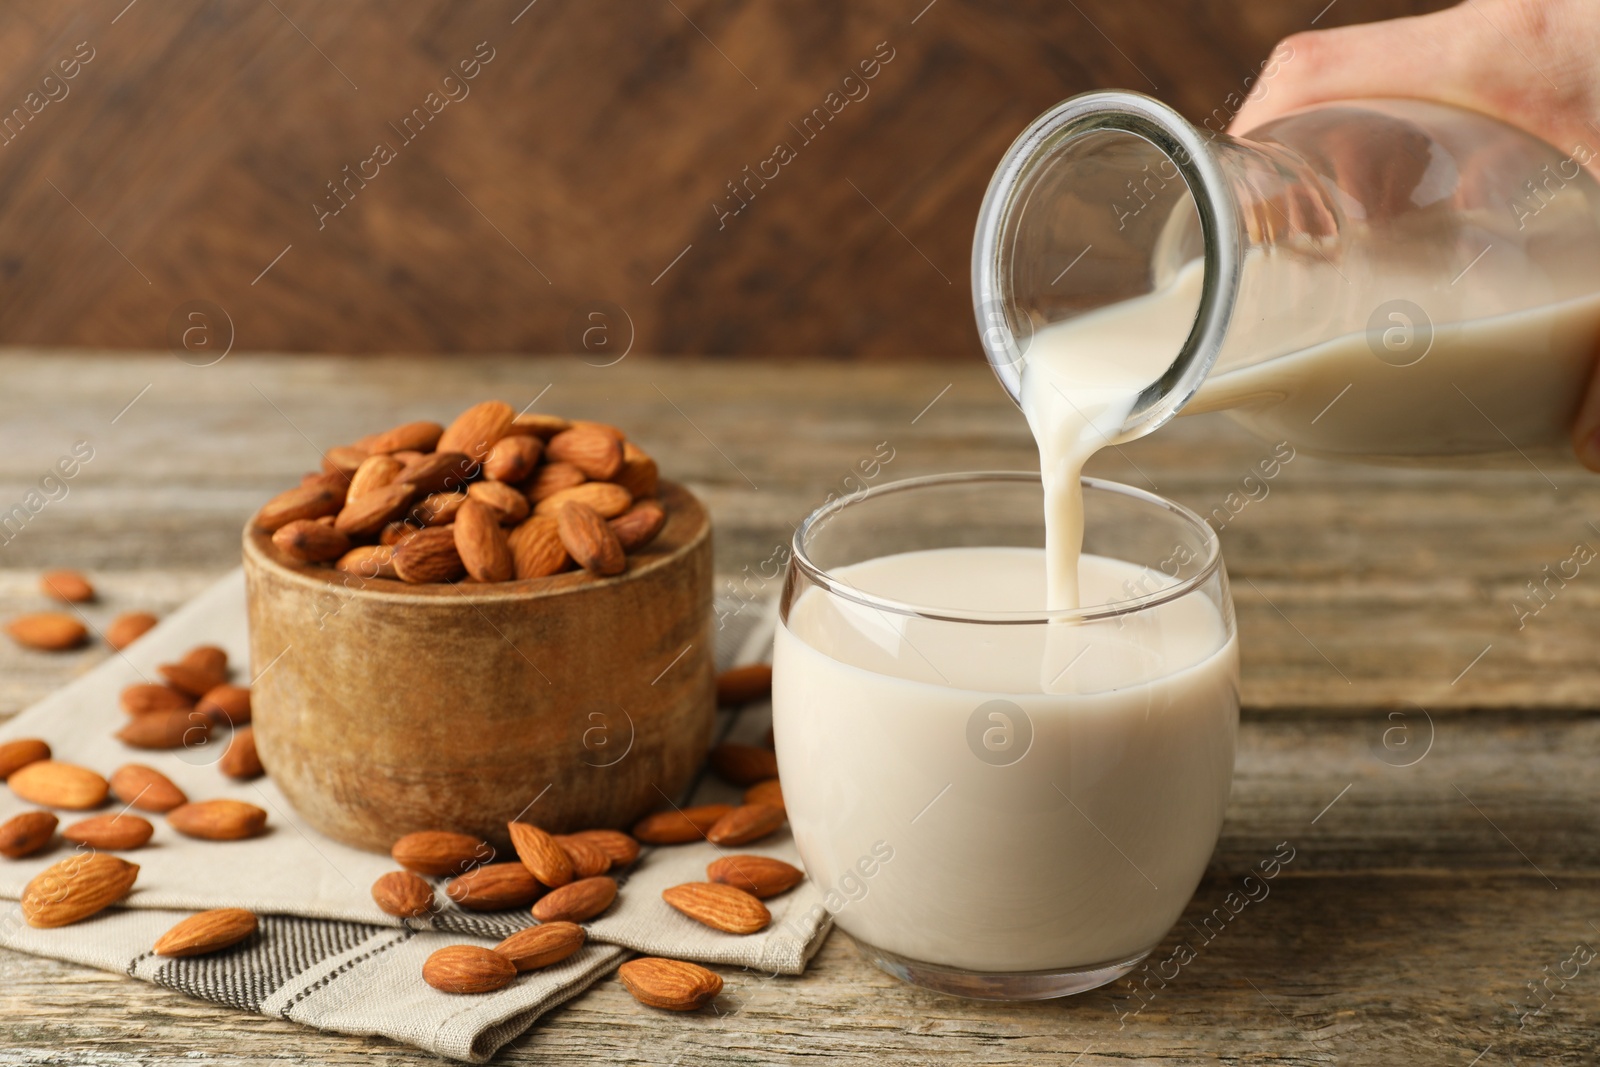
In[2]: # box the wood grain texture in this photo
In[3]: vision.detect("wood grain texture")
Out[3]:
[0,0,1451,357]
[0,353,1596,1062]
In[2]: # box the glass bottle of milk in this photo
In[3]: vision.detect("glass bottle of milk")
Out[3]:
[973,91,1600,462]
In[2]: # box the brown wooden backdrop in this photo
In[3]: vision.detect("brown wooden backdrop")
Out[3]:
[0,0,1449,358]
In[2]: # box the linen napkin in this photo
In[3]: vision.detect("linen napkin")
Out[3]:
[0,571,826,1061]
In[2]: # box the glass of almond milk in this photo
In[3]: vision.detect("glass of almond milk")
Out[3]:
[773,472,1238,999]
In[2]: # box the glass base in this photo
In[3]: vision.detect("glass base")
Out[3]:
[852,936,1152,1001]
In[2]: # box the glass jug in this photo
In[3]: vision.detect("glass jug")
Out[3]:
[972,90,1600,462]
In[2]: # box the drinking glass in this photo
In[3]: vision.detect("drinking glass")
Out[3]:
[773,472,1239,1000]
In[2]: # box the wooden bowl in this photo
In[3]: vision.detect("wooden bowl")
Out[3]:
[241,480,714,853]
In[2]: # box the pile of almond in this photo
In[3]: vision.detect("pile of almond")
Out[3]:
[4,568,160,653]
[253,402,666,584]
[386,662,788,1010]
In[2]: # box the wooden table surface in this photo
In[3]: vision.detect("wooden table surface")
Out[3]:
[2,353,1597,1065]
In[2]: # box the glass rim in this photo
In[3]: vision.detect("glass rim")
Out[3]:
[971,89,1241,442]
[789,471,1223,625]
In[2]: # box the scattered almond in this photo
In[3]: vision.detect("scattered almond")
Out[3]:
[272,519,351,563]
[372,870,435,918]
[494,921,585,971]
[5,613,88,652]
[662,882,771,934]
[556,501,626,577]
[547,427,624,480]
[706,804,785,847]
[197,684,252,726]
[610,500,666,551]
[40,569,94,603]
[508,821,574,888]
[21,852,139,927]
[455,499,514,582]
[181,645,229,677]
[391,830,494,876]
[617,957,723,1011]
[116,708,209,750]
[120,683,194,716]
[153,908,259,957]
[716,664,773,706]
[423,944,517,994]
[632,804,733,845]
[743,778,784,810]
[105,611,159,650]
[220,726,264,780]
[167,799,268,840]
[0,738,51,780]
[8,760,109,809]
[109,764,188,813]
[0,811,58,858]
[707,855,804,899]
[564,829,641,867]
[63,812,154,850]
[446,862,543,911]
[530,875,617,923]
[554,834,611,878]
[158,661,226,699]
[709,743,779,787]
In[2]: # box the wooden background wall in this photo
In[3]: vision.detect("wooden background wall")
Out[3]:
[0,0,1449,358]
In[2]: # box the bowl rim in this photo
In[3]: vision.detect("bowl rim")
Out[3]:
[243,478,709,604]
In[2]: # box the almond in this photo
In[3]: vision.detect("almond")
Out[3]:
[334,480,417,537]
[372,870,435,918]
[40,569,95,603]
[632,804,732,845]
[563,829,640,867]
[63,812,154,850]
[709,743,779,787]
[5,612,88,652]
[411,490,467,526]
[120,683,194,716]
[610,500,666,552]
[8,760,109,809]
[196,684,252,726]
[556,502,626,577]
[335,544,398,580]
[181,645,229,677]
[220,726,264,780]
[534,481,632,520]
[117,708,210,750]
[109,764,188,813]
[153,907,258,957]
[662,882,771,934]
[0,811,57,858]
[346,453,405,500]
[392,525,465,583]
[396,451,477,495]
[706,804,785,847]
[528,461,586,501]
[364,420,444,455]
[483,435,542,483]
[507,412,571,438]
[554,834,611,878]
[436,401,515,463]
[572,419,626,440]
[716,664,773,707]
[743,778,784,810]
[707,855,804,899]
[321,444,369,478]
[615,442,659,499]
[530,875,616,922]
[255,482,345,531]
[494,921,585,971]
[167,799,268,840]
[466,480,531,525]
[158,661,227,698]
[105,611,159,650]
[547,428,624,480]
[455,500,514,582]
[21,852,138,927]
[446,862,543,911]
[617,957,722,1011]
[391,830,494,876]
[380,520,416,545]
[423,944,517,994]
[508,821,573,888]
[508,515,570,579]
[271,518,351,564]
[0,738,51,779]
